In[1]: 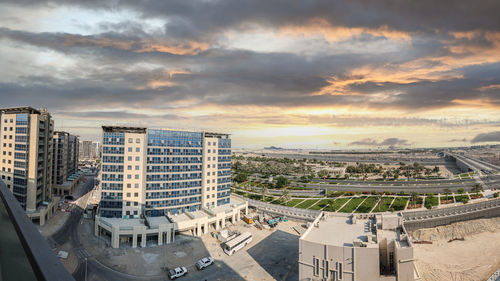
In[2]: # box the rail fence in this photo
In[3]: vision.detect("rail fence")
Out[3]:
[232,194,320,221]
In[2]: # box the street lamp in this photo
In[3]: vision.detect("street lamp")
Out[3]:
[85,257,88,281]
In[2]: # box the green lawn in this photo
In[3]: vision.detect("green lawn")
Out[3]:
[309,199,330,210]
[323,198,350,212]
[424,196,439,209]
[263,196,275,202]
[295,199,320,209]
[391,197,408,211]
[455,194,470,203]
[285,199,304,207]
[339,197,365,213]
[373,197,394,212]
[440,196,454,203]
[408,197,424,206]
[355,197,378,213]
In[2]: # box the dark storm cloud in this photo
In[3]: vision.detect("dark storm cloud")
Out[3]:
[24,0,500,34]
[0,0,499,125]
[349,138,411,146]
[470,131,500,143]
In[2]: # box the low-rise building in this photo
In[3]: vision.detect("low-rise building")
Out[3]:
[299,212,414,281]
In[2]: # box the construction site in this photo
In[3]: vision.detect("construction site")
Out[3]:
[410,217,500,281]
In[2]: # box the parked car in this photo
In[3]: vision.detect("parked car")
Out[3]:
[196,257,214,270]
[168,267,187,279]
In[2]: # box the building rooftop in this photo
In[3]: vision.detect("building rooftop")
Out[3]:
[0,106,41,115]
[102,126,147,134]
[301,213,410,249]
[302,215,378,247]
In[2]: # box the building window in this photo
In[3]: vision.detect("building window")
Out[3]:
[135,183,139,188]
[136,147,140,152]
[128,147,132,152]
[134,193,138,197]
[134,202,138,206]
[127,184,131,188]
[135,156,139,161]
[128,165,132,170]
[127,193,131,197]
[128,138,132,143]
[135,175,139,179]
[338,262,343,280]
[313,257,319,276]
[128,156,132,161]
[126,202,130,206]
[135,165,139,170]
[127,175,131,179]
[136,138,140,143]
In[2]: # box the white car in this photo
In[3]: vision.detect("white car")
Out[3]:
[196,257,214,270]
[168,267,187,279]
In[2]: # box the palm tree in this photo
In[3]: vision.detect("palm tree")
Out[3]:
[261,186,268,201]
[280,189,291,204]
[410,192,418,208]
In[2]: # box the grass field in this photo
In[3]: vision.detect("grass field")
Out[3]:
[455,194,470,203]
[285,198,304,207]
[355,197,379,213]
[391,197,408,211]
[309,199,331,210]
[424,196,439,209]
[323,198,350,212]
[373,197,394,212]
[295,199,320,209]
[339,197,365,213]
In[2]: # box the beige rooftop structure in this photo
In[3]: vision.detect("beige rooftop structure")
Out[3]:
[299,212,415,281]
[95,197,248,248]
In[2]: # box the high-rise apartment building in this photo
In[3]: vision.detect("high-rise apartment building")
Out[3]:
[99,126,231,219]
[80,140,100,159]
[0,107,57,224]
[53,131,79,185]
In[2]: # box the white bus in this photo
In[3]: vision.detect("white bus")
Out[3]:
[222,231,252,255]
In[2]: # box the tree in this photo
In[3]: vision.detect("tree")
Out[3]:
[410,192,418,208]
[457,188,464,194]
[433,166,440,173]
[261,186,268,201]
[494,192,499,198]
[280,189,291,203]
[443,188,452,198]
[393,174,399,180]
[472,183,483,193]
[234,173,248,183]
[317,169,329,179]
[275,176,289,189]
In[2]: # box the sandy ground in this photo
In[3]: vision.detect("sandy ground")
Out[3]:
[411,218,500,281]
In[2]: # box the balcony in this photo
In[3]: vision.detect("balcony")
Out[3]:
[0,180,74,281]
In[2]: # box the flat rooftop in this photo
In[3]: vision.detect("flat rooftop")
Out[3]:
[302,215,378,247]
[0,106,41,114]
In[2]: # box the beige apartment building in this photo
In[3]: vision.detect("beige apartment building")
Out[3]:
[299,212,415,281]
[0,107,57,225]
[94,126,241,248]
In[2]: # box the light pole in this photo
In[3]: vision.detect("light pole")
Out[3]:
[85,257,88,281]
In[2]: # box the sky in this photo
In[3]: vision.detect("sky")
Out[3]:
[0,0,500,149]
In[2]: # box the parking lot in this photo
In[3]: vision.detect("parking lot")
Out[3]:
[79,211,304,281]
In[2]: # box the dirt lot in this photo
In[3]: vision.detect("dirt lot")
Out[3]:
[411,217,500,281]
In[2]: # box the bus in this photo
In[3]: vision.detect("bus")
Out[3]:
[222,232,252,255]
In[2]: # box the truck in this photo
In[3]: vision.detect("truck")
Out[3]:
[168,267,187,279]
[243,215,253,224]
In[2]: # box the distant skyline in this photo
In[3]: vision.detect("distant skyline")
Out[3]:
[1,0,500,149]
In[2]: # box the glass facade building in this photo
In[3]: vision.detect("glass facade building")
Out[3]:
[99,127,231,219]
